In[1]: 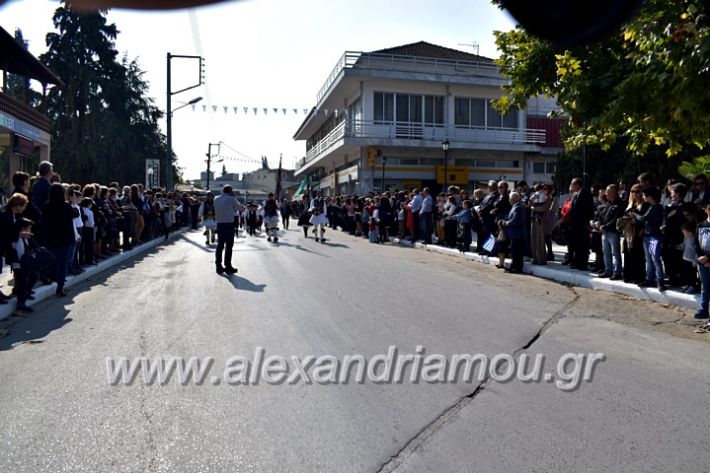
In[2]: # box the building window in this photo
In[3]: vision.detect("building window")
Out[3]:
[487,101,502,129]
[410,95,422,123]
[502,110,518,129]
[455,98,469,126]
[376,92,443,126]
[396,94,409,122]
[471,99,485,127]
[425,96,444,126]
[533,162,546,174]
[455,98,486,127]
[348,98,362,121]
[456,97,516,128]
[374,92,394,123]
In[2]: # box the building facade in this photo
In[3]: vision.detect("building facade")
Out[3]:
[195,168,299,202]
[1,26,62,193]
[293,42,563,196]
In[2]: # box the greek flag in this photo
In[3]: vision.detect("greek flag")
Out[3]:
[483,235,496,253]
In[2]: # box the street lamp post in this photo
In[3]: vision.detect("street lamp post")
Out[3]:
[166,52,204,191]
[442,139,450,193]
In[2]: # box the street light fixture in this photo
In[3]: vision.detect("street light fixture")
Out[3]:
[442,138,450,193]
[173,96,203,114]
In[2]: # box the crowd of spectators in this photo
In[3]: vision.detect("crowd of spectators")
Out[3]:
[3,162,709,321]
[296,171,710,320]
[0,161,198,314]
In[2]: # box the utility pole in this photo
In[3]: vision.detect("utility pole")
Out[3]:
[166,52,204,191]
[205,142,220,191]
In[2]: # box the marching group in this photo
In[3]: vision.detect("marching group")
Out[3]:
[294,172,710,320]
[0,161,196,314]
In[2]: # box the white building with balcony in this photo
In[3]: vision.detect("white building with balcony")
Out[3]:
[293,41,562,195]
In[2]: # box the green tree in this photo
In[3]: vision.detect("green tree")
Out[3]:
[678,155,710,179]
[493,0,710,158]
[7,29,31,104]
[40,4,166,185]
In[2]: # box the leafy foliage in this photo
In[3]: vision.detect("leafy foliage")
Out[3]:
[493,0,710,158]
[678,155,710,179]
[39,4,166,185]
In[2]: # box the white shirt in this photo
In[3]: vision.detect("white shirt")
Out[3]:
[72,204,82,240]
[11,238,28,270]
[83,207,95,228]
[72,204,83,229]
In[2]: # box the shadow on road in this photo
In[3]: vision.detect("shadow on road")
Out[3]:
[0,238,172,351]
[221,274,267,293]
[270,241,330,257]
[178,234,216,253]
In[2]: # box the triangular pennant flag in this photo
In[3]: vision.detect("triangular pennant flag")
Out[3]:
[293,108,298,115]
[273,108,278,114]
[282,108,287,115]
[223,106,228,114]
[263,108,268,115]
[244,107,249,114]
[233,106,238,114]
[212,105,217,112]
[304,108,309,115]
[202,105,207,112]
[191,105,196,111]
[334,109,339,117]
[324,109,329,116]
[253,107,258,114]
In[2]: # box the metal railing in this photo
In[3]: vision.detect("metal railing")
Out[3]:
[316,51,500,103]
[298,119,546,169]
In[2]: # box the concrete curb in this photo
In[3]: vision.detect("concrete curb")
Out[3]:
[0,229,187,322]
[390,238,700,310]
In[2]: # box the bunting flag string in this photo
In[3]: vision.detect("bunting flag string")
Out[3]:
[183,104,353,118]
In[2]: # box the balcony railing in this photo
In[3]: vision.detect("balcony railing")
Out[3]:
[0,92,51,133]
[298,119,546,170]
[317,52,500,103]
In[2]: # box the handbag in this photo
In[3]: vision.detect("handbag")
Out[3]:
[21,246,56,274]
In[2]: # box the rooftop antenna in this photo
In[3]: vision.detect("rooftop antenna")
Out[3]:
[458,41,480,56]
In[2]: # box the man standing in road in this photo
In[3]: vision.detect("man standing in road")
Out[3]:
[214,185,242,275]
[409,188,422,243]
[420,188,434,244]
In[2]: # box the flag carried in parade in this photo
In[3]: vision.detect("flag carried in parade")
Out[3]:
[482,235,496,253]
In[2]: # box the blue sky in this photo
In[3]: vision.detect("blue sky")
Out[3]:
[1,0,516,180]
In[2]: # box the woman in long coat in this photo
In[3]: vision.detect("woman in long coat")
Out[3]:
[531,184,554,265]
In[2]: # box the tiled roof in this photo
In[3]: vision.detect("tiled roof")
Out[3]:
[369,41,494,63]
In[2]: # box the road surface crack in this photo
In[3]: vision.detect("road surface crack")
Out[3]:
[376,287,580,473]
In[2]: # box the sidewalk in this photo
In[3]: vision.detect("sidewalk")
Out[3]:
[386,234,700,311]
[0,230,185,322]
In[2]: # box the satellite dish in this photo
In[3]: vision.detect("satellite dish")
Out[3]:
[499,0,644,47]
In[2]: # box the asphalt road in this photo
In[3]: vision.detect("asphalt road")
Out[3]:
[0,227,708,473]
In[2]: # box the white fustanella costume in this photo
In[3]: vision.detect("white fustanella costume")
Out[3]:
[309,196,328,242]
